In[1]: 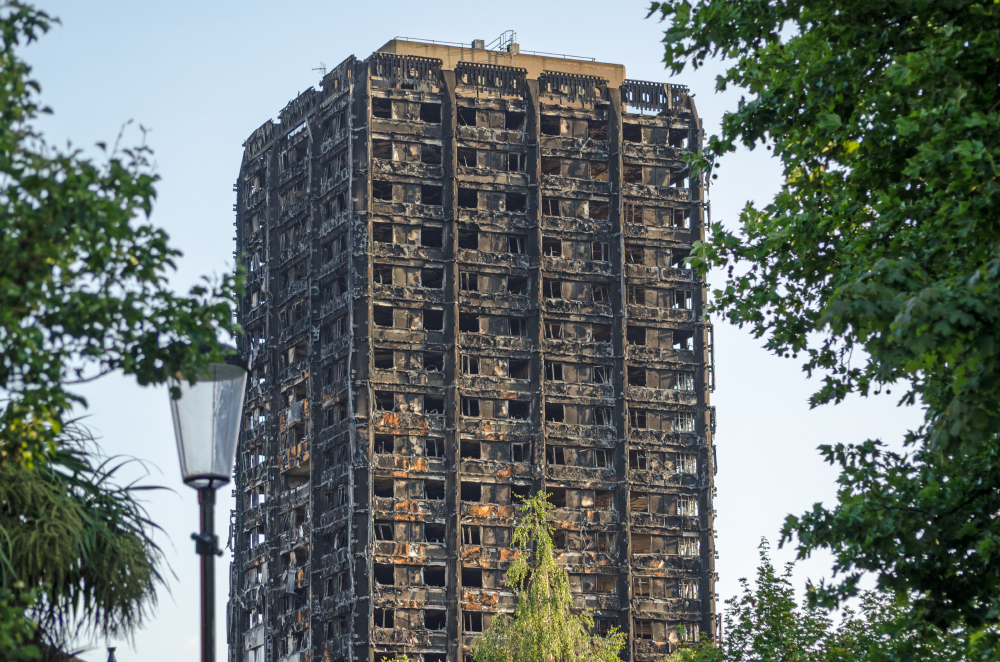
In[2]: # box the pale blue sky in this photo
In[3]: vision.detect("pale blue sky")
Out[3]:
[19,1,920,660]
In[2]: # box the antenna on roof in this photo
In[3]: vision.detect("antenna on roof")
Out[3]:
[312,61,327,77]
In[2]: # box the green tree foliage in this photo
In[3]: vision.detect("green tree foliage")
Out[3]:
[0,0,242,656]
[648,0,1000,633]
[0,0,239,468]
[669,541,968,662]
[472,492,626,662]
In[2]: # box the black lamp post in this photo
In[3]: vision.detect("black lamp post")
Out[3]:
[169,351,248,662]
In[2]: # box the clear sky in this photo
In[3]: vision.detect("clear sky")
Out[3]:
[18,1,921,660]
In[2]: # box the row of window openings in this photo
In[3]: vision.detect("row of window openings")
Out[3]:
[373,158,686,190]
[374,141,529,173]
[372,272,694,310]
[368,521,699,560]
[273,114,687,180]
[374,436,523,462]
[370,613,701,647]
[373,306,532,337]
[317,613,699,647]
[335,225,690,267]
[370,436,698,475]
[457,107,525,130]
[372,306,663,345]
[372,140,442,165]
[371,566,698,598]
[289,348,687,395]
[372,98,442,123]
[247,525,699,559]
[368,477,700,519]
[466,356,656,386]
[378,106,614,140]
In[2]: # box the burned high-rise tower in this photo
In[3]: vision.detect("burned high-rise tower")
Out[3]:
[229,36,717,662]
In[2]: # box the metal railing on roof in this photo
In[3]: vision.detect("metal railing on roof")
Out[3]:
[393,35,596,62]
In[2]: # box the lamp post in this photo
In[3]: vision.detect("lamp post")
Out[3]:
[169,351,248,662]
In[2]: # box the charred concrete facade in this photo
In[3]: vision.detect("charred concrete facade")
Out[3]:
[229,38,717,662]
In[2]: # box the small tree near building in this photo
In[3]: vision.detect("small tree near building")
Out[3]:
[472,492,626,662]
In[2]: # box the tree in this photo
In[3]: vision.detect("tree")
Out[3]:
[472,492,626,662]
[0,1,240,656]
[648,0,1000,636]
[668,541,968,662]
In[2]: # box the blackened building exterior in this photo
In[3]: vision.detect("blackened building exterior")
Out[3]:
[229,37,717,662]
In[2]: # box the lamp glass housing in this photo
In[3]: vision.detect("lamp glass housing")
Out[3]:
[170,360,248,489]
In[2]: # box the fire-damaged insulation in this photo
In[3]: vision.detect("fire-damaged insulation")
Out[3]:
[229,38,717,662]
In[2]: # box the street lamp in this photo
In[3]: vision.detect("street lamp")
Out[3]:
[169,350,248,662]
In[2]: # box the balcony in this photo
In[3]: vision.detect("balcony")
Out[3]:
[625,264,698,284]
[456,125,525,145]
[542,298,613,318]
[371,410,445,432]
[625,345,698,365]
[371,200,445,220]
[278,483,310,512]
[622,182,691,203]
[459,333,534,353]
[634,639,671,661]
[544,464,616,484]
[456,248,533,270]
[459,375,532,395]
[373,583,448,610]
[540,215,612,238]
[542,339,613,359]
[372,627,448,649]
[543,422,616,444]
[624,222,696,243]
[374,243,445,262]
[571,593,621,611]
[629,512,701,531]
[373,158,444,180]
[279,399,309,429]
[372,497,447,518]
[461,458,532,480]
[319,210,352,237]
[456,166,529,188]
[539,135,610,157]
[459,290,532,312]
[460,501,517,521]
[549,508,620,526]
[373,454,446,474]
[539,175,611,196]
[372,541,448,562]
[542,256,613,278]
[371,119,442,140]
[629,553,703,572]
[458,417,535,440]
[279,523,311,553]
[542,381,614,400]
[463,588,515,610]
[626,304,695,323]
[627,386,698,406]
[374,283,446,304]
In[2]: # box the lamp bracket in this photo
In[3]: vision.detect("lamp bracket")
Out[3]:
[192,532,223,556]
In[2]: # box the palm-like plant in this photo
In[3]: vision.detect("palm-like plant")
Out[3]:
[0,420,167,658]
